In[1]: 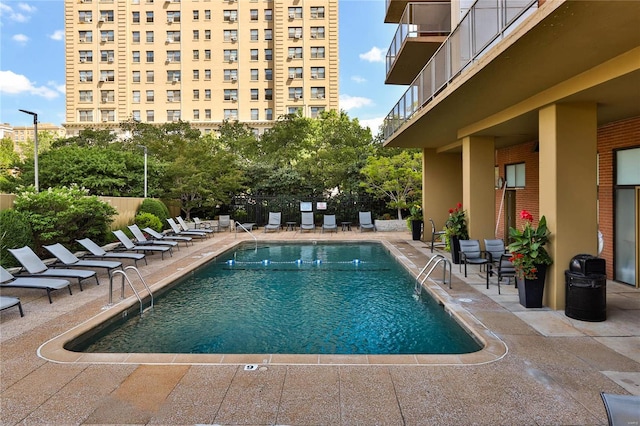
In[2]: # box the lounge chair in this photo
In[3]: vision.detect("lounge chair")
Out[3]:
[216,215,231,232]
[264,212,282,233]
[77,238,147,267]
[300,212,316,233]
[44,243,122,275]
[193,217,212,230]
[600,392,640,426]
[1,266,72,303]
[358,211,376,232]
[113,230,173,260]
[0,296,23,317]
[167,218,208,238]
[322,214,338,233]
[8,246,98,290]
[143,227,193,246]
[128,225,180,250]
[176,216,214,235]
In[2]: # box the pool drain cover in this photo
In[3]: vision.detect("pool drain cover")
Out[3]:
[244,364,258,371]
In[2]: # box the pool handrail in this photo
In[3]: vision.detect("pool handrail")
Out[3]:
[235,222,258,251]
[415,254,452,296]
[109,266,154,316]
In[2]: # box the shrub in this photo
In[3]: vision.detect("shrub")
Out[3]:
[13,185,117,256]
[138,199,170,228]
[134,212,163,232]
[0,209,34,268]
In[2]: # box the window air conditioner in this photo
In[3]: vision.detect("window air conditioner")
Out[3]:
[79,38,86,43]
[80,58,86,63]
[167,58,173,63]
[311,34,317,38]
[289,13,295,19]
[230,96,237,101]
[230,16,236,22]
[230,76,237,81]
[102,119,108,122]
[288,54,295,59]
[294,34,302,39]
[166,37,173,43]
[101,97,108,103]
[311,74,317,79]
[173,76,180,82]
[84,17,91,23]
[100,77,107,82]
[99,17,106,23]
[289,73,295,79]
[108,57,114,63]
[101,37,108,42]
[167,17,174,23]
[168,97,174,102]
[295,95,302,100]
[318,94,324,99]
[80,76,87,82]
[230,36,237,42]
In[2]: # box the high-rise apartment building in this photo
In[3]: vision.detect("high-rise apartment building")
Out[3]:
[63,0,338,136]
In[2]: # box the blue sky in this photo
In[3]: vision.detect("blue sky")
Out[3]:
[0,0,406,133]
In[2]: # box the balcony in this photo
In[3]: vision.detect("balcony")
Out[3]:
[385,0,444,23]
[386,2,450,85]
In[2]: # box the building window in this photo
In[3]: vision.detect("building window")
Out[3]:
[250,29,258,41]
[146,90,154,101]
[250,69,258,81]
[505,163,525,188]
[100,110,115,122]
[224,109,238,120]
[193,50,199,60]
[264,49,272,60]
[132,110,141,121]
[193,10,199,20]
[288,47,303,59]
[167,11,180,23]
[193,30,199,41]
[251,109,259,120]
[311,87,325,99]
[265,88,272,100]
[204,49,211,60]
[310,6,324,19]
[166,31,180,42]
[146,31,154,42]
[79,11,92,23]
[264,9,272,21]
[250,88,258,100]
[132,71,140,82]
[146,11,153,23]
[193,70,199,80]
[288,67,303,79]
[310,46,324,58]
[223,10,238,22]
[132,90,141,102]
[265,108,273,120]
[132,31,140,43]
[265,68,272,81]
[310,66,325,79]
[167,50,180,62]
[193,109,200,120]
[101,90,114,103]
[193,89,199,100]
[132,11,140,23]
[204,69,211,80]
[79,110,93,122]
[146,51,154,63]
[79,30,93,43]
[100,30,115,42]
[250,49,258,61]
[310,27,325,39]
[204,10,210,20]
[79,90,93,102]
[225,49,239,62]
[205,109,211,119]
[288,87,303,100]
[288,27,303,39]
[224,89,238,100]
[204,89,211,100]
[223,69,237,81]
[204,30,211,40]
[310,106,325,118]
[167,70,181,82]
[167,110,181,121]
[288,7,302,19]
[146,70,154,82]
[100,50,114,62]
[288,107,301,115]
[223,30,238,42]
[132,51,140,62]
[146,110,154,122]
[264,29,272,40]
[250,9,258,21]
[167,90,181,102]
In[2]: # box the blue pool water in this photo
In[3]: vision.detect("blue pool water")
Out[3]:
[74,242,481,355]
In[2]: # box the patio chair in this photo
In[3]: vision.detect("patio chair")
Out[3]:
[600,393,640,426]
[113,230,173,260]
[358,211,376,232]
[484,238,516,293]
[167,218,208,238]
[128,224,179,250]
[429,218,447,252]
[0,296,23,317]
[143,227,193,246]
[458,239,491,289]
[217,215,232,232]
[7,246,98,290]
[176,216,214,236]
[1,266,72,304]
[193,217,213,230]
[76,238,147,267]
[300,212,316,233]
[264,212,282,233]
[322,214,338,233]
[44,243,123,275]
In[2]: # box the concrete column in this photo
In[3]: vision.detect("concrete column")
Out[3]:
[462,136,496,243]
[422,148,462,229]
[539,103,598,309]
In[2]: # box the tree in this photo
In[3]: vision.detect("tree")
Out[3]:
[360,150,422,220]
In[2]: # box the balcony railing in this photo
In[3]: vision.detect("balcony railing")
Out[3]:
[386,2,451,78]
[383,0,539,140]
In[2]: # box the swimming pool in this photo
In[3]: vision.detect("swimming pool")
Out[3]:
[69,242,481,355]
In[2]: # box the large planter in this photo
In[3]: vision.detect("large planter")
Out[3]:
[449,235,462,264]
[411,220,422,241]
[516,263,548,308]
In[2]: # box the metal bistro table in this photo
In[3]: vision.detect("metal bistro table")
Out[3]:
[341,222,352,231]
[286,221,297,231]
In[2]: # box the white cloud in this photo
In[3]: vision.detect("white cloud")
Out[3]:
[50,30,64,41]
[339,94,373,111]
[0,70,60,99]
[12,34,29,43]
[351,75,367,84]
[359,47,384,63]
[48,81,66,94]
[18,3,37,13]
[359,117,385,134]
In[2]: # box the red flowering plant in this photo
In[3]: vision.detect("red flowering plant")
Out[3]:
[507,210,552,280]
[444,202,469,243]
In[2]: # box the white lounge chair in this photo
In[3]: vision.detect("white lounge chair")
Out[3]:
[322,215,338,233]
[167,218,207,238]
[0,296,23,317]
[264,212,282,233]
[300,212,316,233]
[77,238,147,267]
[113,230,173,260]
[359,211,376,232]
[1,266,72,303]
[128,224,179,250]
[176,216,214,235]
[8,246,98,291]
[44,243,122,275]
[216,215,231,232]
[143,227,193,246]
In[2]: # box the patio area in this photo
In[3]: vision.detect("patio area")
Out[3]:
[1,228,638,425]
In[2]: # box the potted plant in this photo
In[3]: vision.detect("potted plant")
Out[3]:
[508,210,553,308]
[444,203,469,264]
[407,204,423,241]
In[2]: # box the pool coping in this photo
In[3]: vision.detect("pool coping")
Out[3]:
[38,239,508,366]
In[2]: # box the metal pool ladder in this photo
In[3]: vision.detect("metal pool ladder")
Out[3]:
[110,266,154,316]
[235,222,258,251]
[415,254,452,296]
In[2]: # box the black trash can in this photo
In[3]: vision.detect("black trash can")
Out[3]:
[565,271,607,322]
[570,254,606,275]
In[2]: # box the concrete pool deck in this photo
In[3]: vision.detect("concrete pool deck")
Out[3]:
[1,228,639,425]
